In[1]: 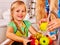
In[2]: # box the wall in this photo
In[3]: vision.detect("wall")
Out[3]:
[0,0,15,19]
[0,0,17,43]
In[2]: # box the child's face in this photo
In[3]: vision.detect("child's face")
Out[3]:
[12,4,26,21]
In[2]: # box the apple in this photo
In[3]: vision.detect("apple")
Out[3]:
[48,37,53,45]
[35,33,43,40]
[39,36,49,45]
[39,22,48,31]
[29,35,36,40]
[46,35,53,45]
[35,39,39,45]
[28,35,36,45]
[30,39,35,45]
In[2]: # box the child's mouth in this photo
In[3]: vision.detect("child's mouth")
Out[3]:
[18,16,23,18]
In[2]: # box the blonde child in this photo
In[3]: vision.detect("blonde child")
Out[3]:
[6,1,38,45]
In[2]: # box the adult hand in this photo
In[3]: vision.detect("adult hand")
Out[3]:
[47,18,60,31]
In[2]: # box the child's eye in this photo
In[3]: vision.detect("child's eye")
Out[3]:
[22,11,25,12]
[16,10,20,12]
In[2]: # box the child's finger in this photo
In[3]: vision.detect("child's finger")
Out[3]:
[41,18,47,22]
[23,43,27,45]
[38,21,41,25]
[38,18,47,25]
[27,40,32,42]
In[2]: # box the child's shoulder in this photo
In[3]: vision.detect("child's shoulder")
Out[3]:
[8,21,15,26]
[8,21,17,33]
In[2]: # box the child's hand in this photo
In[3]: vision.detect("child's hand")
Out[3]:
[37,18,48,31]
[37,18,47,27]
[47,18,60,31]
[23,39,31,45]
[38,18,47,25]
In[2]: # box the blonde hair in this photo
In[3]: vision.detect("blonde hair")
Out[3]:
[49,0,58,12]
[49,0,58,20]
[36,0,47,22]
[36,0,58,22]
[10,1,26,21]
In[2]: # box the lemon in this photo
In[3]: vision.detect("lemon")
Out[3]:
[40,22,48,31]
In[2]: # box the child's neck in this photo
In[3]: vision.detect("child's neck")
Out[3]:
[14,19,23,25]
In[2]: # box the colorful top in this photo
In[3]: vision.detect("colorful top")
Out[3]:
[8,20,31,37]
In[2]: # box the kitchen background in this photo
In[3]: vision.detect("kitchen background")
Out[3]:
[0,0,60,44]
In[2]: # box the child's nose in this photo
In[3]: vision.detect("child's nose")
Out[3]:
[19,11,22,15]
